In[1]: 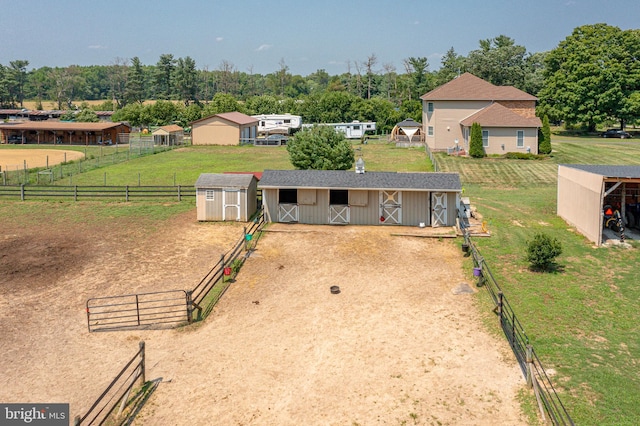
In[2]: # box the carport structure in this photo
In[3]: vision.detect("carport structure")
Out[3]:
[558,164,640,246]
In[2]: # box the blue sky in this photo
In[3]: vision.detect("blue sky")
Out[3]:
[1,0,638,76]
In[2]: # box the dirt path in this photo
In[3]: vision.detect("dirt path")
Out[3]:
[0,216,527,425]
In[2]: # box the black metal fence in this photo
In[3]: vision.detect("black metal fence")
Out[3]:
[188,209,266,321]
[74,341,148,425]
[463,232,574,425]
[0,184,195,201]
[86,290,189,332]
[86,209,267,331]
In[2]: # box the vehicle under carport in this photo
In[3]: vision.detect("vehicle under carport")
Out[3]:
[557,164,640,246]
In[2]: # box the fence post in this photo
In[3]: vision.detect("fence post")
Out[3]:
[526,344,533,388]
[125,185,129,202]
[186,291,193,324]
[139,341,146,385]
[497,291,503,318]
[177,185,181,201]
[74,185,78,202]
[74,415,81,426]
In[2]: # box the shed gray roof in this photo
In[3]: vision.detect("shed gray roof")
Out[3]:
[195,173,255,188]
[259,170,462,192]
[560,164,640,179]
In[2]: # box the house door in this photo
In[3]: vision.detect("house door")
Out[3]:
[431,192,447,227]
[223,189,241,221]
[379,191,402,224]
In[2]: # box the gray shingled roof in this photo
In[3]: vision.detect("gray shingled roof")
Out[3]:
[561,164,640,178]
[259,170,461,192]
[195,173,255,188]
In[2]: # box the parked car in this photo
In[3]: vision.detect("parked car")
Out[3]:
[257,134,288,146]
[7,135,21,144]
[601,129,632,139]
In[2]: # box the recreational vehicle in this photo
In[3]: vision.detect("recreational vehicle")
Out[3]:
[301,121,376,139]
[252,114,302,135]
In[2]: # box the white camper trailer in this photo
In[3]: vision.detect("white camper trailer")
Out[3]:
[252,114,302,135]
[301,121,376,139]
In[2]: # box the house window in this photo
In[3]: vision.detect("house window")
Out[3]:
[482,130,489,147]
[428,126,434,136]
[427,102,434,113]
[517,130,524,148]
[205,190,215,201]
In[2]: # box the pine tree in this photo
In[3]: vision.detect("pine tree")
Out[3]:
[469,122,484,158]
[538,115,552,155]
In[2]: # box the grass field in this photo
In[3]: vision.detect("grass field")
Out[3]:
[2,136,640,424]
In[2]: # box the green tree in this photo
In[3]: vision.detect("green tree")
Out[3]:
[75,108,100,122]
[202,93,242,116]
[538,115,552,154]
[125,57,146,104]
[9,60,29,107]
[175,56,198,105]
[154,54,175,99]
[469,122,484,158]
[286,125,355,170]
[106,58,128,108]
[526,232,562,272]
[465,35,528,89]
[538,24,640,131]
[434,47,464,86]
[403,56,431,100]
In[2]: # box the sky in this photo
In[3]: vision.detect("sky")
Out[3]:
[1,0,639,76]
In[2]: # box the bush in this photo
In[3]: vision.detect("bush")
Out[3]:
[526,233,562,271]
[503,152,546,160]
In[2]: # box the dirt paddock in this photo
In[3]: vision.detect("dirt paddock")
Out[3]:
[0,148,84,170]
[0,212,527,425]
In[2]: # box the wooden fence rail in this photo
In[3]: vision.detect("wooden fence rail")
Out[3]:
[463,231,574,425]
[74,341,147,425]
[0,184,195,201]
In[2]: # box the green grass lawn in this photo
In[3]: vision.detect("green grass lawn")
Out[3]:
[444,137,640,425]
[2,136,639,424]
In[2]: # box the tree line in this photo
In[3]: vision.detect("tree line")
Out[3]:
[1,24,638,131]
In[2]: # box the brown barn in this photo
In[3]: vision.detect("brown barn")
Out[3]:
[0,121,131,145]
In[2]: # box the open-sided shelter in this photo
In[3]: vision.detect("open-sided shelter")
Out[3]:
[259,169,462,227]
[0,121,131,145]
[152,124,184,146]
[195,173,258,222]
[558,164,640,246]
[191,112,258,145]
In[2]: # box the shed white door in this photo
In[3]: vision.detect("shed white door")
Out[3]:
[431,192,447,227]
[223,189,241,221]
[379,191,402,224]
[278,203,299,222]
[329,205,350,224]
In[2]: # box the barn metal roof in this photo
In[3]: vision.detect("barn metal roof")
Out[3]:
[259,169,462,192]
[195,173,256,188]
[560,164,640,179]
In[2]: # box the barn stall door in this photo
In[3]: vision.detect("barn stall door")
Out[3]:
[431,192,447,227]
[223,189,241,221]
[379,190,402,224]
[329,189,350,224]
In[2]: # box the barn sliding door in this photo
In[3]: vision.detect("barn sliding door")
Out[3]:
[431,192,447,227]
[379,190,402,224]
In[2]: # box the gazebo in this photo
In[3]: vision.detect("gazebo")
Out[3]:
[390,118,424,147]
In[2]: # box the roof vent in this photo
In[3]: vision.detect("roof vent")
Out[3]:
[355,157,365,174]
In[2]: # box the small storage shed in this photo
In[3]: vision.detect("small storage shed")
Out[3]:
[259,169,462,227]
[558,164,640,246]
[153,124,184,146]
[191,112,258,146]
[195,173,258,222]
